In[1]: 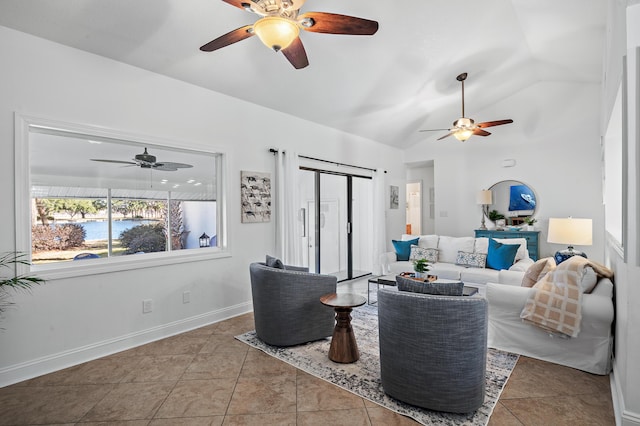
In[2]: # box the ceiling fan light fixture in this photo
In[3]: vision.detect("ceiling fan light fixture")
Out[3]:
[253,16,300,52]
[454,129,473,142]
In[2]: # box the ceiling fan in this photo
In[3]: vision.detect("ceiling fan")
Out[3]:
[90,148,193,171]
[419,72,514,142]
[199,0,379,69]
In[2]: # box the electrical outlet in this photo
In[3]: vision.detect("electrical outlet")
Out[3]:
[142,299,153,313]
[183,291,190,304]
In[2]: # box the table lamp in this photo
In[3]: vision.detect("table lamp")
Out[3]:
[547,217,592,264]
[476,190,492,230]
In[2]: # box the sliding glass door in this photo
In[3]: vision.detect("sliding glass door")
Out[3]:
[300,168,371,282]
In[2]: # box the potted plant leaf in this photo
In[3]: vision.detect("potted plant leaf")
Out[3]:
[1,252,45,321]
[524,217,537,231]
[412,258,430,279]
[488,210,506,229]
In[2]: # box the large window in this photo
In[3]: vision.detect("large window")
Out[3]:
[16,115,225,274]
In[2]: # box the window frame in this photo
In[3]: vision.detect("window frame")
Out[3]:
[15,113,230,280]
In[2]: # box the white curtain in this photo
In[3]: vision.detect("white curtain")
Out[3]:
[275,150,303,266]
[371,169,387,275]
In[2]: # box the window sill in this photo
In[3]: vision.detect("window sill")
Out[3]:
[30,248,231,281]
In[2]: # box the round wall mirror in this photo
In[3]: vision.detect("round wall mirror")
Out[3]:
[487,180,537,227]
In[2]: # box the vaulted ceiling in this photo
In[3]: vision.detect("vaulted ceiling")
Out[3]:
[0,0,606,149]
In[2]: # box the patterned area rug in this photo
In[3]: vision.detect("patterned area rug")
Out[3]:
[236,303,519,425]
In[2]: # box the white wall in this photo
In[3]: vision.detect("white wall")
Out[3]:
[605,3,640,425]
[0,26,405,385]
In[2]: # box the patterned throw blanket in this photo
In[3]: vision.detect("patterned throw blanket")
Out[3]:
[520,256,613,338]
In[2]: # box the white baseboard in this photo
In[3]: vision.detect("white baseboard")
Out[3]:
[0,302,252,387]
[612,360,640,426]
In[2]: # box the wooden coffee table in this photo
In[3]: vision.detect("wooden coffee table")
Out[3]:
[320,293,367,363]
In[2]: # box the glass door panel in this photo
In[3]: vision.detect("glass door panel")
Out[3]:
[320,173,347,278]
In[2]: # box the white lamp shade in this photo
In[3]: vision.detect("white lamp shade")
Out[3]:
[547,218,593,246]
[476,190,492,205]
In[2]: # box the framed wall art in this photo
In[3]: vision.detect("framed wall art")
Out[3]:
[241,171,271,223]
[390,185,399,209]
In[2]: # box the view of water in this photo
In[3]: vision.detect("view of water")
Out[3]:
[75,219,158,240]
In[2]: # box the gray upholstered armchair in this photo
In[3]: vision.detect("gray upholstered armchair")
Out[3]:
[249,262,337,347]
[378,287,488,413]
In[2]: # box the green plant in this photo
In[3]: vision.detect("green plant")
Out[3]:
[119,223,166,254]
[0,252,45,318]
[412,258,430,273]
[524,217,537,225]
[488,210,505,221]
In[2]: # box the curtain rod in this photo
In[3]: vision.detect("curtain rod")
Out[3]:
[268,148,384,173]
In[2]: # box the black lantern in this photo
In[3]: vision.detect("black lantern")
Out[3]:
[199,233,210,248]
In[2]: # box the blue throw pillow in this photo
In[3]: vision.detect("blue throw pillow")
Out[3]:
[392,238,419,261]
[486,238,519,270]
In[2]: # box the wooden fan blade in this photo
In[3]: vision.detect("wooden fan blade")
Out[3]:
[90,159,137,165]
[437,131,456,141]
[282,37,309,69]
[222,0,249,11]
[476,119,513,128]
[299,12,378,35]
[473,128,491,137]
[200,25,254,52]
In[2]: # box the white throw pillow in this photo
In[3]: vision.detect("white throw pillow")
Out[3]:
[580,267,598,293]
[401,234,438,249]
[493,238,529,261]
[474,237,489,254]
[437,236,475,264]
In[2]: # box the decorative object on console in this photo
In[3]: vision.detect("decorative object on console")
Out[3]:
[524,216,537,231]
[477,189,492,230]
[547,217,592,264]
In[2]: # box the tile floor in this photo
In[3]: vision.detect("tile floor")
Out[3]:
[0,277,615,425]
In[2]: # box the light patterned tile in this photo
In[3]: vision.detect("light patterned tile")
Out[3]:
[121,354,194,382]
[221,413,297,425]
[0,384,113,425]
[296,408,371,426]
[226,376,296,415]
[182,352,245,380]
[296,370,365,411]
[81,382,174,422]
[154,379,236,418]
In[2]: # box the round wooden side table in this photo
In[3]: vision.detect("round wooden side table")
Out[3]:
[320,293,367,363]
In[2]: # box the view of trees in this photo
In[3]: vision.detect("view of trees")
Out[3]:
[31,198,187,255]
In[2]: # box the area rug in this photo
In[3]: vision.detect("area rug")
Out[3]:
[236,303,519,425]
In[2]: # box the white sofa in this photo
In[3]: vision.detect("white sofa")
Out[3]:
[486,276,614,375]
[382,234,534,286]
